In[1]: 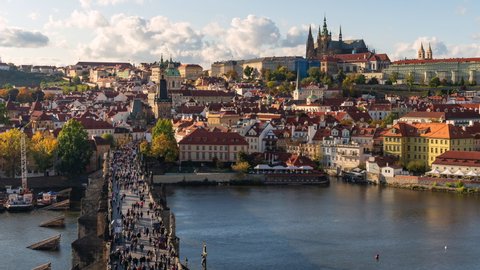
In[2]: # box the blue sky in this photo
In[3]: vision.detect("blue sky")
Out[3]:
[0,0,478,68]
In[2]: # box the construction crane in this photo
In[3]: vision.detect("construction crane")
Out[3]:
[20,129,28,190]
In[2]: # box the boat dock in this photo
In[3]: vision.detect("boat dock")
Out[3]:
[39,215,65,227]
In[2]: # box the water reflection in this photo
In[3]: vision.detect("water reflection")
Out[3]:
[169,182,480,270]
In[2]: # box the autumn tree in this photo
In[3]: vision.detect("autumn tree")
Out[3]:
[0,129,23,177]
[17,87,33,103]
[148,118,178,162]
[56,119,92,175]
[150,133,178,162]
[31,131,58,175]
[232,161,250,173]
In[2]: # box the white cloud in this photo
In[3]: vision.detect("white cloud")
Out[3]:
[79,0,144,8]
[0,27,49,48]
[392,36,480,60]
[225,15,281,58]
[46,9,108,29]
[75,13,304,67]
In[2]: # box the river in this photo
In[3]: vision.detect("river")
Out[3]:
[168,181,480,270]
[0,209,79,269]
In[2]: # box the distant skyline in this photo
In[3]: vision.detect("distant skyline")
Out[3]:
[0,0,479,68]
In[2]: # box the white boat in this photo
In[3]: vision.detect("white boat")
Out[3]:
[5,192,34,212]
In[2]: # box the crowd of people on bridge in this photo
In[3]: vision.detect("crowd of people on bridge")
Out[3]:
[108,143,180,270]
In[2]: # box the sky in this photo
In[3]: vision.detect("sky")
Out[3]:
[0,0,479,68]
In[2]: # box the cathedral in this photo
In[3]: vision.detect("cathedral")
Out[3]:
[306,17,369,60]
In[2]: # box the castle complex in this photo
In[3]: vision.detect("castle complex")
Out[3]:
[306,17,369,60]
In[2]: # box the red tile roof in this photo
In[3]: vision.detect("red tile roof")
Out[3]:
[178,128,247,146]
[433,151,480,167]
[393,57,480,65]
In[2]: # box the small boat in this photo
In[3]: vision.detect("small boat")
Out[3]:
[5,192,34,212]
[36,191,58,207]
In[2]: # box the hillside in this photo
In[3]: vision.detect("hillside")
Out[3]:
[0,70,59,87]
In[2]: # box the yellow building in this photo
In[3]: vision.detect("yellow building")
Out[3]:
[383,122,474,167]
[178,64,203,80]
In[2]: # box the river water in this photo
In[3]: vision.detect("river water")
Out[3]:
[168,181,480,270]
[0,210,78,269]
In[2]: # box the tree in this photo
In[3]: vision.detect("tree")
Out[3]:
[232,161,250,173]
[0,129,23,177]
[406,160,426,175]
[354,74,366,85]
[243,65,254,81]
[30,131,58,175]
[72,76,81,85]
[150,133,178,162]
[0,103,9,125]
[224,70,238,81]
[56,119,92,175]
[17,87,33,103]
[383,112,399,126]
[389,72,398,84]
[429,77,441,87]
[152,118,175,141]
[406,73,415,91]
[139,140,150,156]
[101,133,115,147]
[336,69,346,85]
[368,77,379,85]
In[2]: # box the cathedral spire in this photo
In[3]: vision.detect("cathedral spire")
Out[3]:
[339,25,342,42]
[418,42,425,60]
[322,15,328,36]
[306,25,315,59]
[426,43,433,60]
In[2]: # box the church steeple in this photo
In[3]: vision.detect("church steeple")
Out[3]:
[339,25,342,42]
[322,15,328,36]
[426,43,433,60]
[418,42,425,60]
[306,25,315,60]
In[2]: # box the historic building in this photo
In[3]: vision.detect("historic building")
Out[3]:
[306,17,369,60]
[178,128,248,163]
[153,77,172,119]
[383,44,480,84]
[151,58,183,90]
[383,122,474,167]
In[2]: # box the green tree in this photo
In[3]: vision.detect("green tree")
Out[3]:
[243,66,254,81]
[56,119,92,175]
[0,103,9,125]
[354,74,366,85]
[101,133,115,147]
[152,118,175,141]
[31,131,58,175]
[383,112,399,126]
[406,73,415,91]
[429,77,441,87]
[389,72,398,84]
[0,129,23,177]
[367,77,379,85]
[336,69,346,85]
[224,70,238,81]
[406,160,426,175]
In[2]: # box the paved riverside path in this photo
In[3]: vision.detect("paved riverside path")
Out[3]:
[109,145,181,270]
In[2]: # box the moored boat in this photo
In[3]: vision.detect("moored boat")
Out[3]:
[5,192,34,212]
[36,191,58,207]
